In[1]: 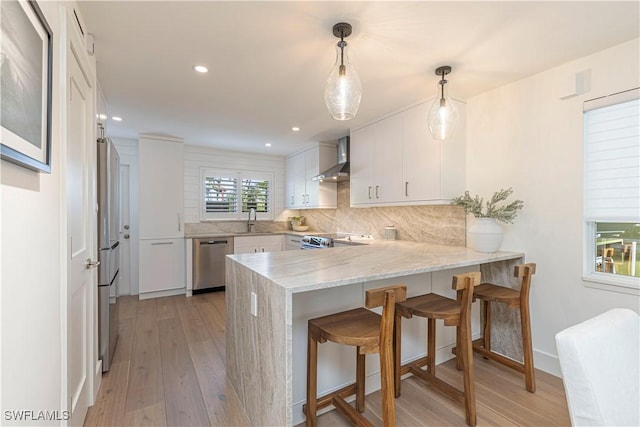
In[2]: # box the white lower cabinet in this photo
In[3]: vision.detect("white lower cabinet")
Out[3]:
[284,234,303,251]
[234,235,283,254]
[139,238,185,296]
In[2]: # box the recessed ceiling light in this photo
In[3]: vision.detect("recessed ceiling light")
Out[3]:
[265,143,272,147]
[194,65,208,73]
[112,116,123,122]
[292,126,300,132]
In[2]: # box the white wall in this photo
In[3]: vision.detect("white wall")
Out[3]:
[111,138,139,295]
[183,145,288,222]
[1,1,64,421]
[466,38,640,375]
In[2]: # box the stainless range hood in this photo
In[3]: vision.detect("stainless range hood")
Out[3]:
[313,136,350,182]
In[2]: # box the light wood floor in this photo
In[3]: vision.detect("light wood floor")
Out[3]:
[84,293,570,427]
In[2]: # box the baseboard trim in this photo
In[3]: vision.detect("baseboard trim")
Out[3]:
[138,287,185,300]
[533,348,562,378]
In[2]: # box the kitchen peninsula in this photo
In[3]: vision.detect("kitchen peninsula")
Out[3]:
[225,241,524,426]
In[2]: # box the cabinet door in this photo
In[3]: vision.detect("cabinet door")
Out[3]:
[372,114,403,203]
[139,137,184,238]
[285,155,296,208]
[292,152,307,208]
[350,126,374,206]
[139,239,185,293]
[234,235,282,254]
[402,102,442,201]
[304,147,319,207]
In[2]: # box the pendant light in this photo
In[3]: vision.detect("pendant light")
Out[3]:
[428,65,459,140]
[324,22,362,121]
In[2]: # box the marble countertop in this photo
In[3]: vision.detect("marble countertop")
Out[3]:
[228,240,523,293]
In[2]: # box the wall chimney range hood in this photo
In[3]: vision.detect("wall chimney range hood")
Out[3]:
[313,136,350,182]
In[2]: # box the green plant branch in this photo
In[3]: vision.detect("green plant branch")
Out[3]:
[452,188,524,223]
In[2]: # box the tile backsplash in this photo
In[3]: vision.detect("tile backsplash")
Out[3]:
[186,181,465,246]
[300,181,465,246]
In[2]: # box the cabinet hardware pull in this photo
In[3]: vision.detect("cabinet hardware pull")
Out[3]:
[375,185,380,199]
[405,181,409,197]
[178,213,182,232]
[368,186,372,199]
[152,242,174,245]
[261,248,265,252]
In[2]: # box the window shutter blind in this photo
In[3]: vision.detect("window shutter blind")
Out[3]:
[241,178,270,213]
[584,89,640,222]
[204,176,237,213]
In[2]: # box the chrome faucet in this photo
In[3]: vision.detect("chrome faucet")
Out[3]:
[247,207,256,232]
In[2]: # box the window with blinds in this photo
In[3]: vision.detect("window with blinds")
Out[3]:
[241,179,269,213]
[204,176,237,213]
[201,169,273,220]
[583,88,640,285]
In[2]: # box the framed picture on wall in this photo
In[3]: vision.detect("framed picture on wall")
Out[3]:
[0,0,52,173]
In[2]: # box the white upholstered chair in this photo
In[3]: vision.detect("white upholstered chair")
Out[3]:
[555,308,640,426]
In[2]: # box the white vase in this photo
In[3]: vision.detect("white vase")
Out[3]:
[468,218,504,253]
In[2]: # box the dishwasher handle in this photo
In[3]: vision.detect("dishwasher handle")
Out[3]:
[200,240,229,245]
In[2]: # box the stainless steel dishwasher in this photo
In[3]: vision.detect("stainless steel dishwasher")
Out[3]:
[193,237,234,294]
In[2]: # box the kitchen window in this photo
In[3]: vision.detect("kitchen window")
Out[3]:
[201,168,273,220]
[583,88,640,293]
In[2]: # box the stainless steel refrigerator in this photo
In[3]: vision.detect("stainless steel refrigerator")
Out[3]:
[97,136,120,372]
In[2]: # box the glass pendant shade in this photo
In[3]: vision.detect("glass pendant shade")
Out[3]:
[428,95,459,141]
[324,42,362,121]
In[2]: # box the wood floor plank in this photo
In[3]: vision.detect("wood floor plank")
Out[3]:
[158,316,211,426]
[174,294,210,344]
[156,295,178,320]
[121,402,167,427]
[188,338,251,426]
[193,292,227,363]
[83,361,130,426]
[124,298,164,413]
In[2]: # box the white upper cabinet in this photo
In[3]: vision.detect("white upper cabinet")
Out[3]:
[285,143,337,209]
[139,135,185,238]
[350,99,466,207]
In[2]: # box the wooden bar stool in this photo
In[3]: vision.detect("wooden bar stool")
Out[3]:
[305,284,407,427]
[394,272,481,427]
[472,263,536,392]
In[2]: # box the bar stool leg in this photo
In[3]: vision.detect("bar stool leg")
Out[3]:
[380,336,396,426]
[520,303,536,392]
[427,318,436,374]
[356,348,366,413]
[482,300,492,352]
[460,316,477,427]
[394,312,402,398]
[306,332,318,427]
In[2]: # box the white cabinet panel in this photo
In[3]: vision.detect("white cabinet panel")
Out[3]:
[285,143,337,209]
[139,136,184,238]
[284,234,303,251]
[350,126,374,205]
[401,102,442,201]
[139,238,185,294]
[350,99,466,207]
[234,235,283,254]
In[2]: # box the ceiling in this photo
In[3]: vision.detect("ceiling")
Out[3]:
[79,1,639,156]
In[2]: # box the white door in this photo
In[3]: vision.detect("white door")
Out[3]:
[119,165,131,295]
[66,33,95,426]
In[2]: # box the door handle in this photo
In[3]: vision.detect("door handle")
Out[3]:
[85,258,100,269]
